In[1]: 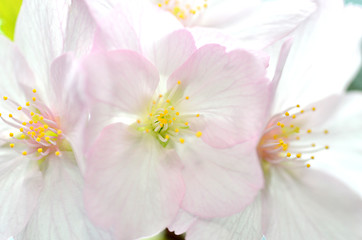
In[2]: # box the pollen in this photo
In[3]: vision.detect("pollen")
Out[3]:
[286,152,291,157]
[38,148,43,153]
[179,138,185,144]
[22,122,27,126]
[296,153,302,158]
[300,110,304,114]
[22,151,27,156]
[9,133,14,137]
[32,97,36,101]
[36,138,41,142]
[307,129,312,133]
[325,145,329,150]
[32,89,37,93]
[137,119,141,124]
[185,122,189,126]
[185,96,189,100]
[9,114,12,118]
[196,114,200,117]
[177,80,181,85]
[26,102,30,106]
[55,151,60,156]
[175,128,179,133]
[306,163,311,168]
[196,131,202,137]
[9,143,14,148]
[324,130,329,134]
[43,124,49,129]
[159,94,163,98]
[165,135,170,139]
[3,96,8,100]
[285,112,290,116]
[17,106,22,110]
[311,156,315,159]
[292,115,296,119]
[176,112,180,116]
[312,107,316,111]
[296,104,300,108]
[19,128,24,132]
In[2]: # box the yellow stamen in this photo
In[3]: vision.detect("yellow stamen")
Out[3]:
[185,96,189,100]
[38,148,43,153]
[177,80,181,85]
[9,114,12,118]
[22,151,27,155]
[17,106,22,110]
[55,151,60,156]
[286,152,291,157]
[307,129,312,133]
[312,107,316,111]
[175,128,179,133]
[26,101,30,106]
[179,138,185,144]
[324,130,329,134]
[32,97,36,101]
[19,128,24,132]
[3,96,8,100]
[196,131,202,137]
[9,143,14,148]
[325,145,329,150]
[296,153,302,158]
[32,89,37,93]
[306,163,311,168]
[36,138,41,142]
[196,114,200,117]
[9,133,14,137]
[285,112,289,116]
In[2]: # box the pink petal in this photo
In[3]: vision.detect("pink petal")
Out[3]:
[176,137,263,218]
[0,151,43,239]
[49,53,89,172]
[168,210,197,235]
[16,153,112,240]
[168,44,270,148]
[84,123,184,239]
[149,29,196,77]
[82,50,159,116]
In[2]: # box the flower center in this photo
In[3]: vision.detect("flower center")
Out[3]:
[257,105,329,168]
[135,81,202,147]
[1,89,67,168]
[155,0,208,24]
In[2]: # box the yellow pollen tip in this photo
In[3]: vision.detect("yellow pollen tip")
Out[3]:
[145,129,150,133]
[196,131,202,137]
[196,114,200,117]
[312,107,316,111]
[29,121,33,124]
[22,122,27,126]
[311,143,316,147]
[39,116,44,120]
[160,123,164,127]
[152,101,156,105]
[311,156,315,159]
[165,135,170,139]
[149,113,153,117]
[324,130,329,134]
[285,112,289,116]
[26,102,30,106]
[43,125,48,129]
[32,89,37,93]
[296,153,302,158]
[177,80,181,85]
[277,122,281,126]
[21,134,25,139]
[9,133,14,137]
[292,115,296,119]
[280,123,285,128]
[159,94,163,98]
[32,97,36,101]
[137,119,141,124]
[300,110,304,114]
[19,128,24,132]
[325,145,329,150]
[36,138,41,142]
[166,99,170,103]
[176,112,180,116]
[179,138,185,144]
[22,151,27,156]
[10,143,14,148]
[158,3,162,7]
[3,96,8,100]
[38,148,43,153]
[164,109,168,114]
[17,106,22,110]
[306,164,311,168]
[185,122,189,126]
[55,151,60,156]
[175,128,179,133]
[286,152,291,157]
[185,96,189,100]
[296,104,300,108]
[45,137,50,141]
[171,106,175,111]
[307,129,312,133]
[0,113,1,117]
[9,114,13,118]
[290,124,294,128]
[172,117,176,121]
[30,112,34,116]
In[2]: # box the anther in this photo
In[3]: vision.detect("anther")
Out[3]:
[306,164,311,168]
[196,114,200,117]
[17,106,22,111]
[38,148,43,153]
[32,97,36,101]
[32,89,37,93]
[159,94,163,98]
[9,133,14,137]
[311,156,315,159]
[3,96,8,100]
[166,99,170,103]
[292,115,296,119]
[26,102,30,106]
[165,135,170,139]
[175,128,179,133]
[324,130,329,134]
[176,112,180,116]
[296,104,300,108]
[196,131,202,137]
[177,80,181,85]
[55,151,60,156]
[36,138,41,142]
[311,143,316,147]
[19,128,24,132]
[185,122,189,126]
[312,107,316,111]
[325,145,329,150]
[185,96,189,100]
[137,119,141,124]
[285,112,289,116]
[300,110,304,114]
[296,153,302,158]
[22,122,27,126]
[22,151,27,155]
[307,129,312,133]
[286,152,291,157]
[179,138,185,144]
[10,143,14,148]
[9,114,13,118]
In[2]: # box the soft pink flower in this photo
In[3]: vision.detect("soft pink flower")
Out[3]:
[86,0,317,50]
[81,5,271,239]
[171,3,362,240]
[0,0,112,239]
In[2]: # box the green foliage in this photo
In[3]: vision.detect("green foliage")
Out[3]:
[0,0,22,40]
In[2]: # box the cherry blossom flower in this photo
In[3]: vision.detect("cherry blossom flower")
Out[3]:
[171,2,362,240]
[0,0,112,239]
[85,0,317,50]
[81,3,271,239]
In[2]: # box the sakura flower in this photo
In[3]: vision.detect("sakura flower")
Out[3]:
[0,0,112,239]
[172,3,362,240]
[82,8,271,238]
[85,0,317,50]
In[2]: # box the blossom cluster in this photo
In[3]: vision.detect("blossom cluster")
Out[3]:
[0,0,361,239]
